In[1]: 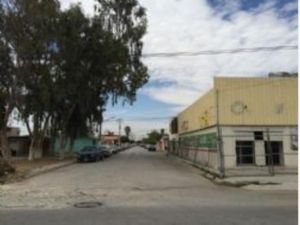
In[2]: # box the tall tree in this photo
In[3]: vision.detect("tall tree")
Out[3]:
[144,130,162,145]
[0,37,14,162]
[95,0,148,104]
[0,0,148,160]
[0,0,61,160]
[124,126,131,138]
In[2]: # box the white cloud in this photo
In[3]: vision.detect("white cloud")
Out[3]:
[139,0,297,108]
[142,84,204,106]
[59,0,297,109]
[281,2,298,12]
[60,0,95,15]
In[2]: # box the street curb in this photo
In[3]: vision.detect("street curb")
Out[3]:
[169,155,282,188]
[23,160,76,179]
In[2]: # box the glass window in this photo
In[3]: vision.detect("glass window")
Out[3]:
[236,141,255,165]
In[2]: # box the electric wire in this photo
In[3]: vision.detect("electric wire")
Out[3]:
[142,45,298,58]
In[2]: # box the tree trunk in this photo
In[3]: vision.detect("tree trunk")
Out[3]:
[69,137,75,154]
[28,115,50,160]
[28,135,38,161]
[0,128,11,162]
[59,132,66,160]
[28,133,45,160]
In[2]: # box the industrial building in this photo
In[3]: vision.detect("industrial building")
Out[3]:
[170,77,298,176]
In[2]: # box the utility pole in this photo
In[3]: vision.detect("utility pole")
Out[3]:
[99,116,115,145]
[216,89,225,178]
[266,128,274,175]
[117,118,122,146]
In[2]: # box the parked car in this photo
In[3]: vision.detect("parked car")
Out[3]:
[147,144,156,152]
[77,146,104,162]
[99,145,113,158]
[111,145,119,154]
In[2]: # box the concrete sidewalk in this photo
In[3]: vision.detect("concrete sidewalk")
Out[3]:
[24,159,75,179]
[172,155,298,191]
[230,175,297,191]
[1,158,75,184]
[205,171,298,191]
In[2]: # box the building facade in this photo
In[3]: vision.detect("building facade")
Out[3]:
[101,134,120,145]
[171,77,298,176]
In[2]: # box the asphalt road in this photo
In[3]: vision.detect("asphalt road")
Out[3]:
[0,146,297,225]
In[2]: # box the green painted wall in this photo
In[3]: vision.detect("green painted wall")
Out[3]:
[54,137,97,153]
[180,132,217,148]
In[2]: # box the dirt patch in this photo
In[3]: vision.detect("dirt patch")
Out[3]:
[0,157,74,184]
[0,160,16,182]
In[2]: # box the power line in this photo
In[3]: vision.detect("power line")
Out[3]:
[102,116,173,122]
[142,45,298,58]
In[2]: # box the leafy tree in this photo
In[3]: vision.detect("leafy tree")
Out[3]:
[2,0,61,160]
[95,0,149,104]
[54,1,148,156]
[268,72,298,77]
[144,130,162,145]
[0,0,148,160]
[53,5,91,156]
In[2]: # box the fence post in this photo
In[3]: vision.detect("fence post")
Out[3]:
[266,128,274,175]
[216,89,225,177]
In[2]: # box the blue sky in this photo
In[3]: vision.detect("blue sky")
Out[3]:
[14,0,298,138]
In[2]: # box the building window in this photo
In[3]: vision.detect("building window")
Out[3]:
[254,131,263,140]
[264,141,283,166]
[236,141,255,165]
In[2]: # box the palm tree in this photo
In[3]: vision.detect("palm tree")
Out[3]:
[124,126,131,138]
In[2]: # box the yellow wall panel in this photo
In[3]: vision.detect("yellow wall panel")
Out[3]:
[178,89,216,134]
[216,77,298,126]
[177,77,298,134]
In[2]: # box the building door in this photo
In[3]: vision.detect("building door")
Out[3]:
[236,141,255,165]
[264,141,283,166]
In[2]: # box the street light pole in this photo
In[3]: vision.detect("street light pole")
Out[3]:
[118,118,122,146]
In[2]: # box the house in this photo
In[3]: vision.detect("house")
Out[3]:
[53,136,97,155]
[8,135,30,157]
[1,127,50,157]
[101,134,120,145]
[170,77,298,176]
[9,135,51,157]
[7,127,20,137]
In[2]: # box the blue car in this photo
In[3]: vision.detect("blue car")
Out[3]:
[77,146,104,162]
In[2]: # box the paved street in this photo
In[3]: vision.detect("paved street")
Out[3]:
[0,146,297,225]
